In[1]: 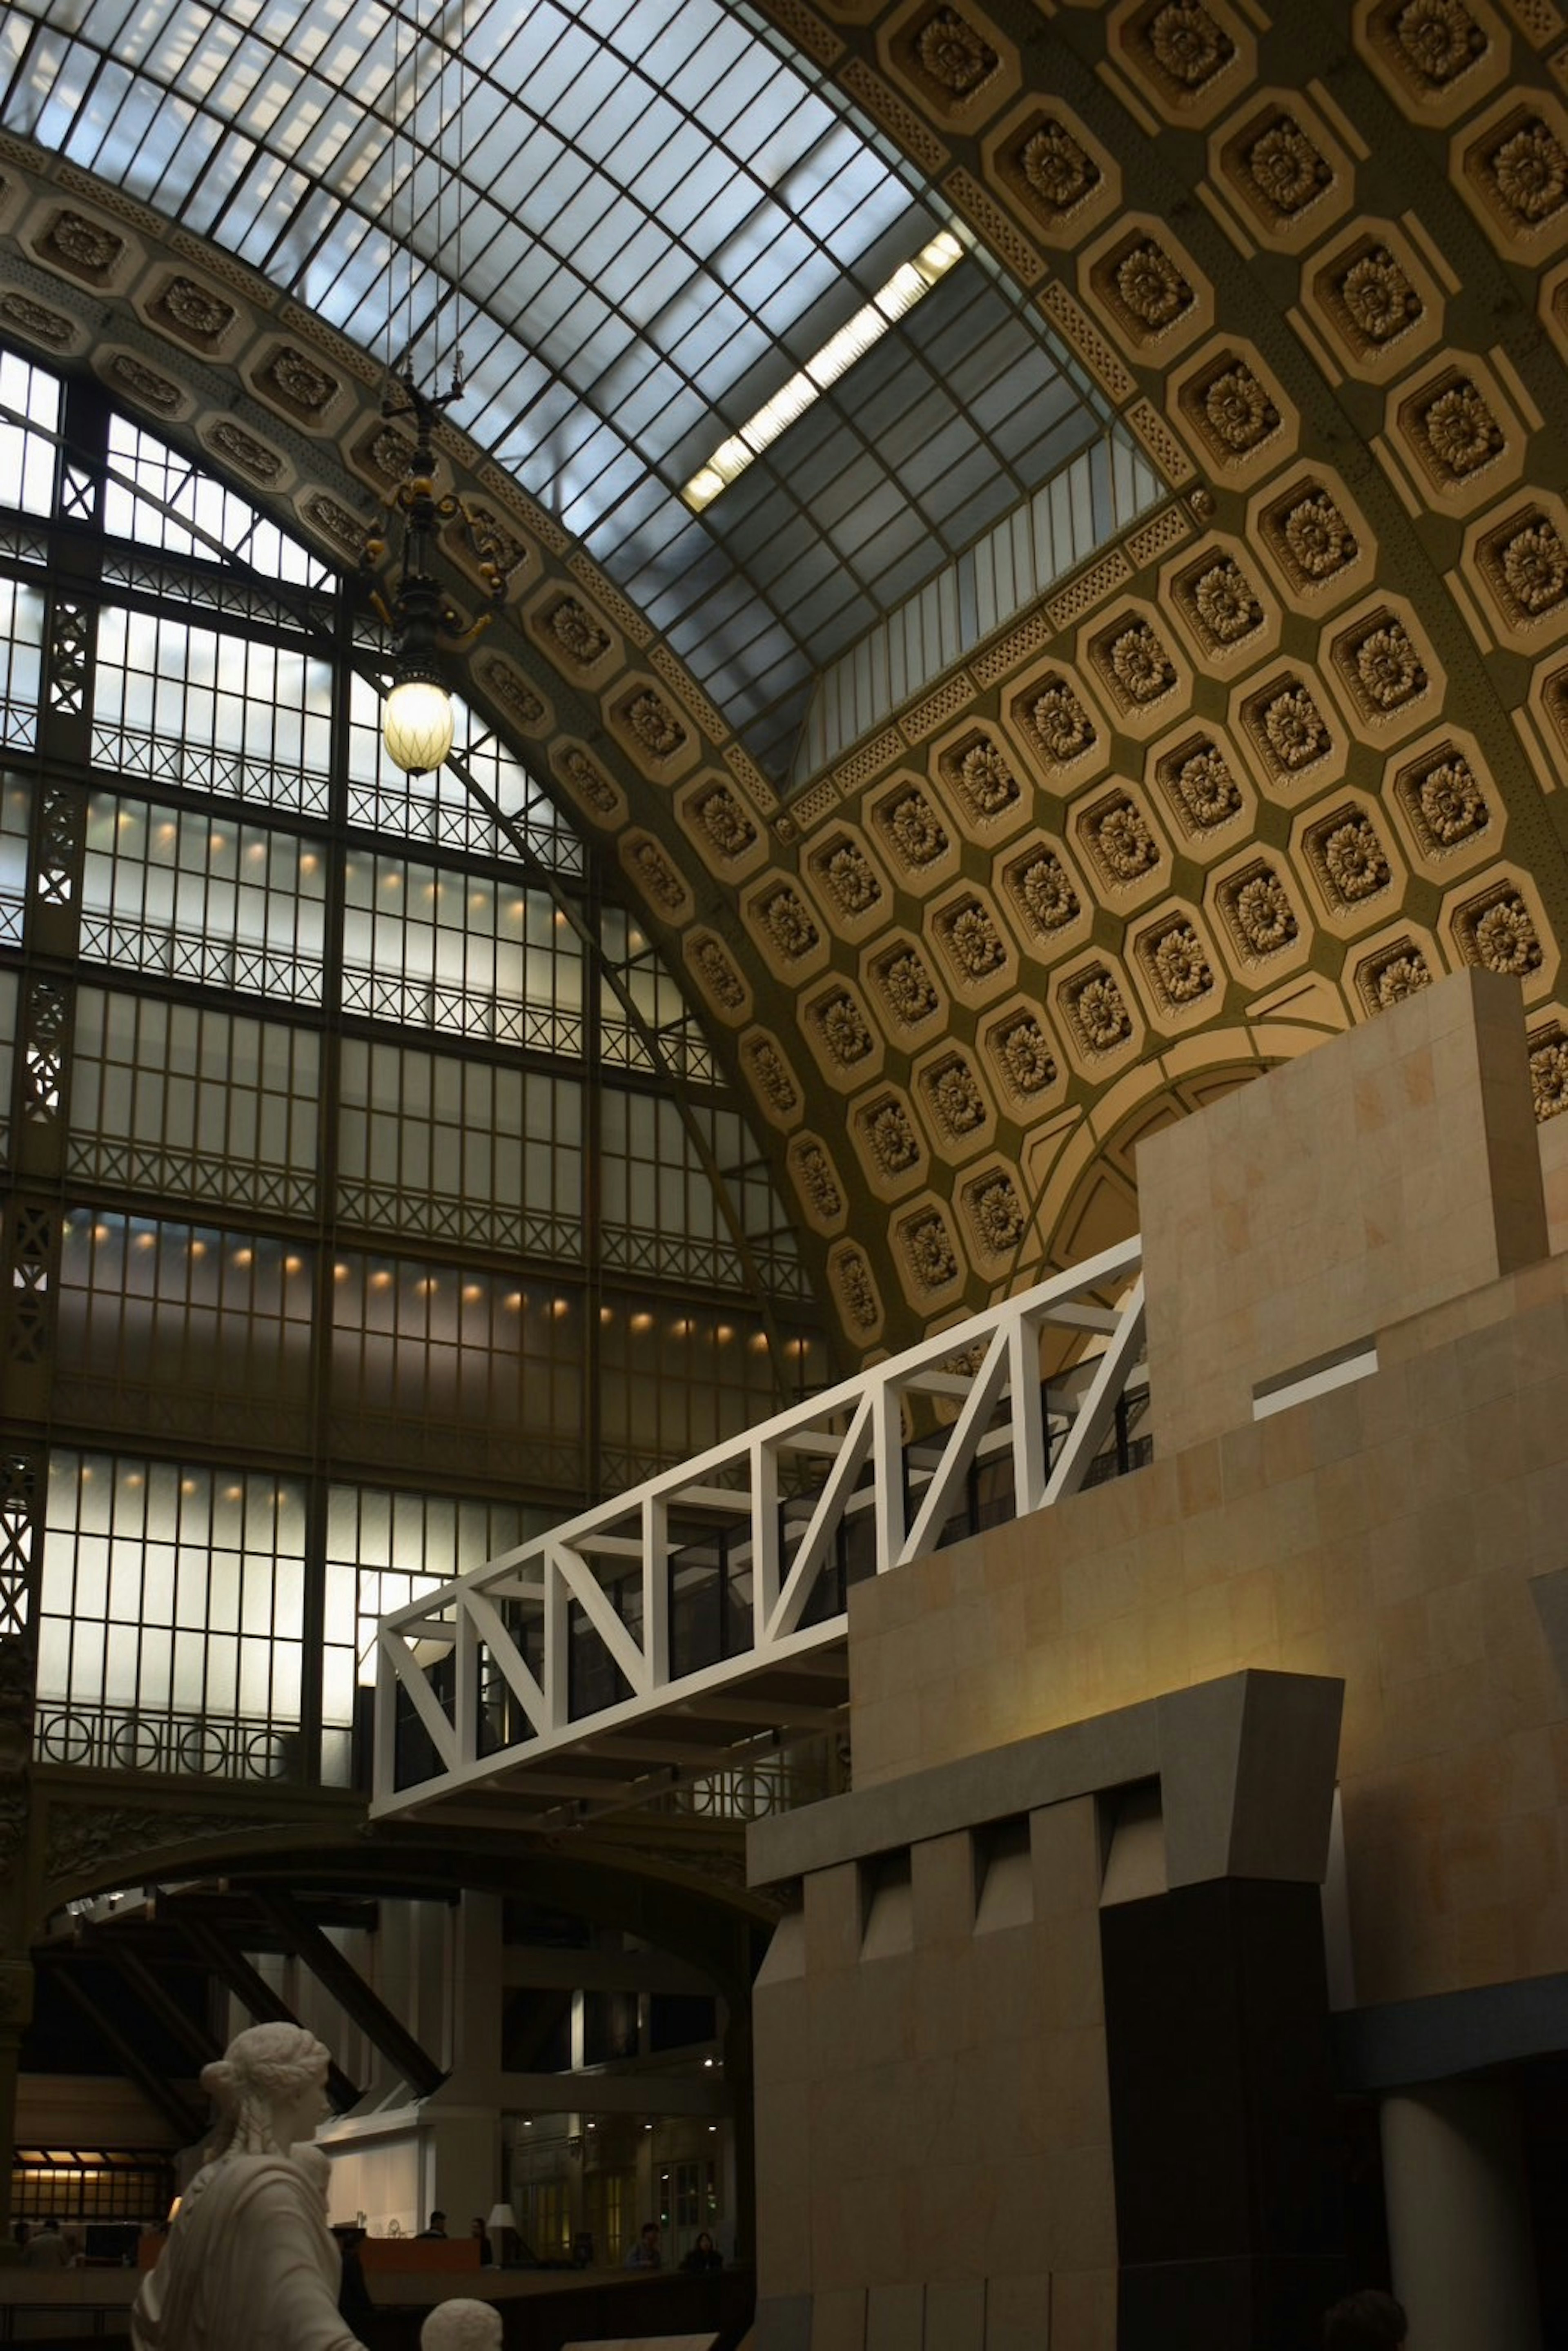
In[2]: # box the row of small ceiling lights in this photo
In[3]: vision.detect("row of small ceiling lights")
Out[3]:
[69,1228,796,1345]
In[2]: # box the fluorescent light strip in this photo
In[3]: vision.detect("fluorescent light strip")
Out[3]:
[682,229,966,513]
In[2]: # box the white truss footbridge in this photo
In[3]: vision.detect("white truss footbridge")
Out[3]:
[371,1235,1146,1825]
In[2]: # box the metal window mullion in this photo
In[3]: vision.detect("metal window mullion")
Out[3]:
[583,855,604,1507]
[296,592,352,1788]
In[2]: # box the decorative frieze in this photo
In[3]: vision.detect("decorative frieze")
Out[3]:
[872,786,951,876]
[920,1052,991,1143]
[1528,1026,1568,1120]
[1088,616,1180,717]
[1138,917,1216,1011]
[811,988,877,1071]
[871,945,942,1029]
[1319,237,1426,358]
[896,1206,961,1294]
[1002,845,1082,941]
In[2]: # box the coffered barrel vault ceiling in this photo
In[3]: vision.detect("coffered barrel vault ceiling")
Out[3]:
[4,0,1568,1366]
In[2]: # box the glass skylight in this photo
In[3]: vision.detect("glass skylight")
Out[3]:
[682,226,967,511]
[0,0,1114,777]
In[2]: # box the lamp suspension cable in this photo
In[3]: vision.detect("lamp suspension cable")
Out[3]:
[364,0,500,777]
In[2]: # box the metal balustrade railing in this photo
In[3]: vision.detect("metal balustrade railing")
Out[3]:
[33,1699,298,1779]
[372,1233,1146,1818]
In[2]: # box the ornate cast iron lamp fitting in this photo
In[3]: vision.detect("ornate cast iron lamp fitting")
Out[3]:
[361,353,506,776]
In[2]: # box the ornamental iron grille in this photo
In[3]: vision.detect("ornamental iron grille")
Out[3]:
[46,599,91,716]
[20,977,68,1124]
[5,1203,55,1370]
[0,1449,42,1638]
[36,780,83,910]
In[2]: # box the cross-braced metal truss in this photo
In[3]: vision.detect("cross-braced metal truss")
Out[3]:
[372,1236,1146,1823]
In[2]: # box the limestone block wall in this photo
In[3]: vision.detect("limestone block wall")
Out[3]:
[753,1796,1112,2351]
[846,973,1568,2009]
[750,1672,1344,2351]
[747,975,1568,2351]
[849,1247,1568,2005]
[1140,968,1548,1458]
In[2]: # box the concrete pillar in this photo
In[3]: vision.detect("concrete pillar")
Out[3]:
[448,1892,502,2093]
[1381,2081,1542,2351]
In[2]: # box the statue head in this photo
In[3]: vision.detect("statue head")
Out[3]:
[200,2022,332,2160]
[420,2300,503,2351]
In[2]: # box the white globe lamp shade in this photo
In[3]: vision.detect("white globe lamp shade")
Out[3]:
[383,677,454,776]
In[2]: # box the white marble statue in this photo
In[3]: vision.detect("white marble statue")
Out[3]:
[130,2021,366,2351]
[421,2300,503,2350]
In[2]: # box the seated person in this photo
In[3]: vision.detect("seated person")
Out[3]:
[416,2209,449,2240]
[623,2219,662,2269]
[682,2229,722,2272]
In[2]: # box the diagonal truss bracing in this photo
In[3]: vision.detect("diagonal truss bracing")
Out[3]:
[371,1236,1146,1820]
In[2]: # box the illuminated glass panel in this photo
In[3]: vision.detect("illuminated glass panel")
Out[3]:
[327,1253,585,1485]
[37,1451,309,1779]
[321,1483,543,1781]
[0,579,43,752]
[0,346,60,517]
[597,1296,823,1487]
[92,606,335,817]
[340,843,583,1049]
[11,2152,174,2230]
[104,414,330,586]
[81,790,328,1003]
[56,1211,314,1446]
[0,770,29,944]
[336,1037,582,1258]
[598,903,715,1082]
[69,988,321,1215]
[0,358,830,1798]
[599,1093,806,1296]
